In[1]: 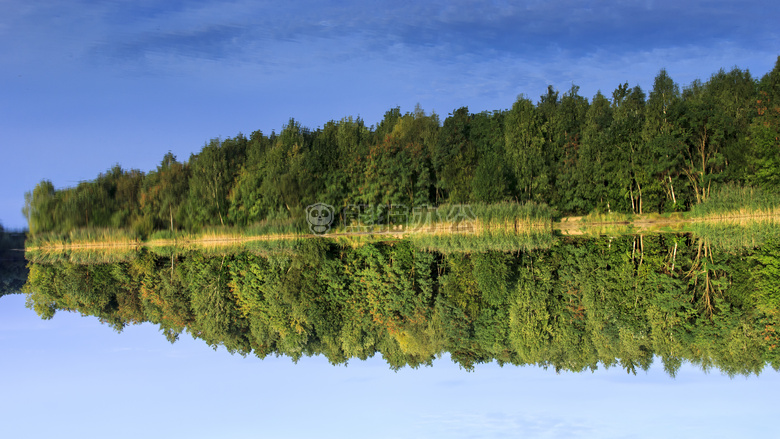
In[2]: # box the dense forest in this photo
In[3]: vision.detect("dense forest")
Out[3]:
[23,58,780,237]
[23,234,780,376]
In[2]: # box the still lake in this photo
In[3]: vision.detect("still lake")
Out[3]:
[4,229,780,437]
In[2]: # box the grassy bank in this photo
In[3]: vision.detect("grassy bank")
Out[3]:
[23,192,780,257]
[26,202,554,248]
[689,185,780,219]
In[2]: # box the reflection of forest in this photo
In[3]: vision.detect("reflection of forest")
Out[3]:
[23,234,780,376]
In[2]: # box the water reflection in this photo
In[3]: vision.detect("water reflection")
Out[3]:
[23,233,780,376]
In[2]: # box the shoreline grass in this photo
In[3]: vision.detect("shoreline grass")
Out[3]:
[23,192,780,256]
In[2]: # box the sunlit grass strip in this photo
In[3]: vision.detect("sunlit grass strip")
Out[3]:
[25,202,553,249]
[25,227,141,250]
[684,184,780,250]
[580,211,634,224]
[690,207,780,221]
[690,184,780,218]
[688,216,780,250]
[323,211,554,252]
[577,211,686,225]
[333,219,551,235]
[556,212,694,236]
[329,201,554,234]
[28,224,554,255]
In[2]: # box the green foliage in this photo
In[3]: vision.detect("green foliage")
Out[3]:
[577,91,615,213]
[470,111,511,203]
[751,240,780,313]
[750,58,780,189]
[140,153,189,235]
[186,135,247,229]
[359,108,437,207]
[434,107,474,203]
[504,96,550,204]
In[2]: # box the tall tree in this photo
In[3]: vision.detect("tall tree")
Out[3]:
[140,153,189,234]
[678,70,754,205]
[360,107,437,209]
[187,135,247,228]
[434,107,474,203]
[612,83,647,213]
[227,130,272,226]
[551,85,589,213]
[504,96,549,204]
[577,91,615,212]
[23,180,57,235]
[470,111,511,203]
[750,57,780,188]
[642,69,686,211]
[703,67,757,185]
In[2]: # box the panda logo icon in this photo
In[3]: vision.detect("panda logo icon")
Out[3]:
[306,203,335,234]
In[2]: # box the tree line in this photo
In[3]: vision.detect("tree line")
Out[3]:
[23,57,780,237]
[23,234,780,376]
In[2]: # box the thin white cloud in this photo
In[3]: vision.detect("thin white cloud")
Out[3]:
[5,0,777,72]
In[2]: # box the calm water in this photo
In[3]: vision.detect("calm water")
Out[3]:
[4,232,780,437]
[20,232,780,376]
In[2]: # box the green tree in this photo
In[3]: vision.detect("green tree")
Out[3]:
[186,135,247,228]
[550,85,589,213]
[504,96,549,203]
[435,107,474,203]
[23,180,57,235]
[612,83,647,213]
[576,91,615,212]
[227,130,273,226]
[677,68,756,205]
[139,153,189,235]
[470,111,511,203]
[642,69,686,212]
[750,57,780,189]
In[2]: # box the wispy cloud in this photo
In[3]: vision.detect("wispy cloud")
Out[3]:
[5,0,777,73]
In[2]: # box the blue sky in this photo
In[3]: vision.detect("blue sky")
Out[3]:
[2,293,779,439]
[1,0,779,229]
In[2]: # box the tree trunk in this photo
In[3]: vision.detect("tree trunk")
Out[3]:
[637,181,643,215]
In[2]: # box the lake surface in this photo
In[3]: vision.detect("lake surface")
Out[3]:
[20,231,780,376]
[4,230,780,437]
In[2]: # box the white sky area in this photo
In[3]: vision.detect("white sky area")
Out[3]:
[2,293,777,438]
[1,0,778,229]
